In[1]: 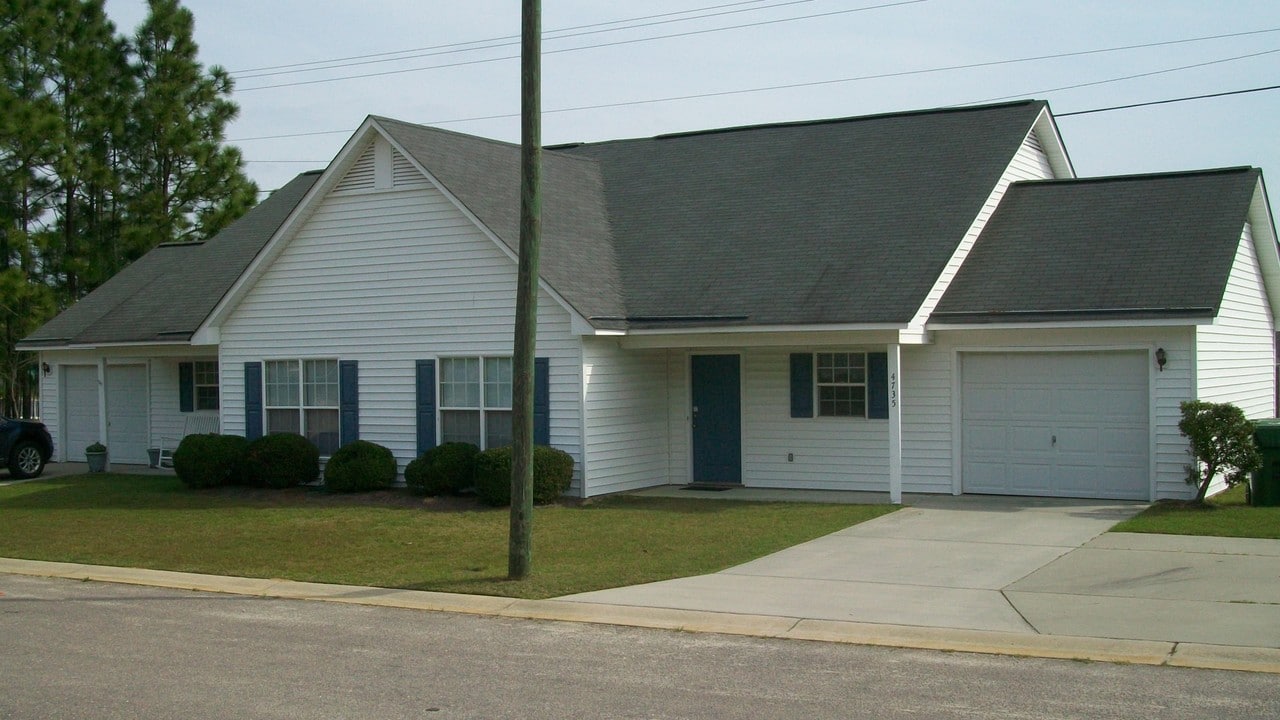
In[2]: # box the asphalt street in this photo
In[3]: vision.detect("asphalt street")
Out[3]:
[3,575,1276,720]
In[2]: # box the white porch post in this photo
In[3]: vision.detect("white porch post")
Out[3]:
[97,358,110,471]
[888,343,902,504]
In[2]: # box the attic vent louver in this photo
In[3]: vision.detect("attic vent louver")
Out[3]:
[334,143,376,193]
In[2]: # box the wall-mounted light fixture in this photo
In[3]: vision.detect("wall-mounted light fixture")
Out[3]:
[41,362,51,377]
[1155,348,1167,372]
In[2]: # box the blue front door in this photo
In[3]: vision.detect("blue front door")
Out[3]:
[691,354,742,484]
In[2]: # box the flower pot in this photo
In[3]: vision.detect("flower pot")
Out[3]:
[86,451,108,473]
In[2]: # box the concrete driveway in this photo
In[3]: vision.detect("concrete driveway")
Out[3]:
[561,494,1280,649]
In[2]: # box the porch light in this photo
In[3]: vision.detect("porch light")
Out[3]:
[1155,348,1167,372]
[41,362,51,377]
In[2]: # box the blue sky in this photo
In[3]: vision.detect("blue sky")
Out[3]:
[104,1,1280,195]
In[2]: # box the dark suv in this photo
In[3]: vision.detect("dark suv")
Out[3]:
[2,416,54,479]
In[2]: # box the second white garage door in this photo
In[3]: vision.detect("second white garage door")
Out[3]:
[961,351,1149,500]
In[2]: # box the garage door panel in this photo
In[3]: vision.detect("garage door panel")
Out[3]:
[62,366,100,461]
[962,352,1149,501]
[106,365,149,464]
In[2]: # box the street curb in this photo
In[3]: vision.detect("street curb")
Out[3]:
[4,557,1278,674]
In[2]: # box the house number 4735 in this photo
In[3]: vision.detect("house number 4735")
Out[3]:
[890,371,897,409]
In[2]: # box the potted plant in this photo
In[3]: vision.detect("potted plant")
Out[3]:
[85,442,108,473]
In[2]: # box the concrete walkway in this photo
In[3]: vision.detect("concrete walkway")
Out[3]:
[562,493,1280,650]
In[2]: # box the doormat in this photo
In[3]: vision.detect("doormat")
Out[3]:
[683,483,735,492]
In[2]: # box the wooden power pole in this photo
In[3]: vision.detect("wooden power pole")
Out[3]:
[509,0,541,580]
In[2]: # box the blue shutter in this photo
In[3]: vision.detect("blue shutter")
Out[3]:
[416,360,437,456]
[867,352,889,419]
[178,362,194,413]
[790,353,814,418]
[244,362,263,440]
[339,360,359,446]
[534,357,550,445]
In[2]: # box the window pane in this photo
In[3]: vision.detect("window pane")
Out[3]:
[195,386,220,411]
[484,357,513,409]
[265,360,299,407]
[305,408,340,455]
[194,361,219,385]
[818,386,866,417]
[267,408,300,435]
[485,410,513,448]
[304,359,339,407]
[440,358,480,408]
[441,410,482,446]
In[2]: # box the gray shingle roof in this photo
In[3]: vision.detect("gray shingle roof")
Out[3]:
[20,172,321,347]
[931,168,1261,323]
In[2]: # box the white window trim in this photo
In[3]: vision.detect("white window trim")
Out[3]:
[193,360,220,412]
[815,351,869,419]
[438,355,513,449]
[263,358,341,453]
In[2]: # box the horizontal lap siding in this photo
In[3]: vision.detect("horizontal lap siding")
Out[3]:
[666,353,689,483]
[1196,224,1275,418]
[742,350,888,491]
[219,184,583,483]
[582,340,670,495]
[901,346,953,493]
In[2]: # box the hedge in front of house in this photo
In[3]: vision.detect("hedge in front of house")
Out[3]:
[404,442,479,496]
[473,445,574,507]
[245,433,320,488]
[173,433,249,488]
[323,440,397,493]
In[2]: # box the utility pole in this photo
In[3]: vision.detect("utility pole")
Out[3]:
[509,0,541,580]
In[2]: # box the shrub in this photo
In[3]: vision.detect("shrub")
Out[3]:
[473,445,574,507]
[404,442,479,496]
[245,433,320,489]
[1179,400,1261,504]
[173,433,249,489]
[323,440,397,493]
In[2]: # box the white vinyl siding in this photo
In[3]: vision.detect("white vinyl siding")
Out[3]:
[742,350,888,491]
[218,181,583,479]
[1196,223,1276,418]
[905,129,1058,336]
[581,339,671,495]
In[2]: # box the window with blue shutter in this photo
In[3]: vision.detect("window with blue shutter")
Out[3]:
[790,353,814,418]
[534,357,550,445]
[179,362,194,413]
[339,360,359,446]
[416,359,437,456]
[244,362,263,440]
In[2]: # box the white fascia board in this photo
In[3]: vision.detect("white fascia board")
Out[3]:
[376,125,596,335]
[196,116,382,336]
[927,318,1210,331]
[617,325,907,350]
[622,323,904,336]
[17,340,195,352]
[1248,176,1280,320]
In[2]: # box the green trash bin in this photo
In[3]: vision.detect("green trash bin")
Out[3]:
[1250,419,1280,506]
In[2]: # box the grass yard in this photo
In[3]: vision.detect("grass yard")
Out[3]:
[1111,484,1280,539]
[0,474,896,599]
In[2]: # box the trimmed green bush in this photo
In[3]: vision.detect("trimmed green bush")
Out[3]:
[1179,400,1261,504]
[473,445,574,507]
[404,442,479,496]
[173,433,249,489]
[323,440,397,493]
[245,433,320,489]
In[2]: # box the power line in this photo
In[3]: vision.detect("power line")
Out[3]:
[1056,84,1280,117]
[237,0,927,92]
[231,0,789,74]
[229,27,1280,142]
[235,0,817,79]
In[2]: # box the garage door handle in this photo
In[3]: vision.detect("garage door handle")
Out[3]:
[1051,435,1056,446]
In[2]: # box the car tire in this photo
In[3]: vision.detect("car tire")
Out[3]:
[9,440,45,479]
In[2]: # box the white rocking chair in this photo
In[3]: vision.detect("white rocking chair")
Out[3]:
[155,415,221,468]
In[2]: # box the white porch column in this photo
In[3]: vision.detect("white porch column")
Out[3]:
[888,343,902,504]
[97,357,110,471]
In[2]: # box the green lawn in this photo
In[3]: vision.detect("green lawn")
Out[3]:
[1111,485,1280,539]
[0,474,896,599]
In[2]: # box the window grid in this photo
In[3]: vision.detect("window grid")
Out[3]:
[194,361,219,411]
[264,359,340,455]
[816,352,867,418]
[438,356,513,449]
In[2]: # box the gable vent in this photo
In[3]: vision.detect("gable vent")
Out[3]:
[393,150,429,188]
[334,143,376,193]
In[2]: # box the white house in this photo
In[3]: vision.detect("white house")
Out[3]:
[21,99,1279,501]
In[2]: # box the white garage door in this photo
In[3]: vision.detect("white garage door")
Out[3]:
[961,351,1149,500]
[106,365,149,464]
[62,366,100,461]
